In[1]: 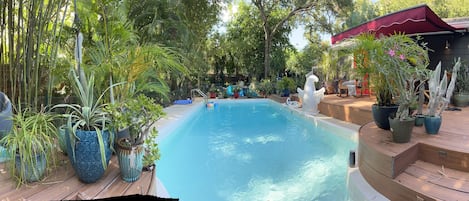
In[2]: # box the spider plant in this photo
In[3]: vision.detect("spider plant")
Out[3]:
[0,105,58,187]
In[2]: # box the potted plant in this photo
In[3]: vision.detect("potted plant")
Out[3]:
[209,84,218,99]
[354,33,398,130]
[107,94,164,182]
[382,34,430,143]
[258,79,274,98]
[452,60,469,107]
[276,77,296,97]
[0,106,58,187]
[53,69,115,183]
[142,126,160,171]
[424,58,461,134]
[233,86,241,99]
[0,92,13,140]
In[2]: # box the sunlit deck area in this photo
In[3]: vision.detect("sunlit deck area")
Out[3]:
[0,154,157,200]
[278,94,469,200]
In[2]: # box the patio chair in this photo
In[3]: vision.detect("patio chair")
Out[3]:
[337,79,349,97]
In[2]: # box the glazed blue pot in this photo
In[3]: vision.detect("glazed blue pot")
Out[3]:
[0,92,13,141]
[424,116,442,135]
[65,129,112,183]
[117,139,144,182]
[372,104,399,130]
[15,153,46,182]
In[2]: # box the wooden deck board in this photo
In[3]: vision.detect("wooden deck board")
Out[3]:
[63,159,122,200]
[0,154,156,200]
[124,171,154,195]
[405,162,469,193]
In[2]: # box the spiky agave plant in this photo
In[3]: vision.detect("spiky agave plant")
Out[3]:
[427,58,461,117]
[53,69,119,170]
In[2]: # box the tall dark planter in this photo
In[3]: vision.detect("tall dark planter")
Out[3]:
[372,104,399,130]
[389,117,415,143]
[424,116,442,135]
[117,139,144,182]
[0,92,13,141]
[281,89,290,97]
[65,129,112,183]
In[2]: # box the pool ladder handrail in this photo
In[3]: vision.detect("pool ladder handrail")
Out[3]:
[191,88,208,102]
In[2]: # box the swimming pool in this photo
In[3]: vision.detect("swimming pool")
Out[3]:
[157,99,357,201]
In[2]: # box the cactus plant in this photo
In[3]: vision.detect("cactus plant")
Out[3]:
[426,58,461,117]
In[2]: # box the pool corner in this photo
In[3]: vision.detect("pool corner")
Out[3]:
[346,167,389,201]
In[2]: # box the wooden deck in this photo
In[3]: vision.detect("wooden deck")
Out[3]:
[276,94,469,200]
[318,94,374,125]
[0,154,157,200]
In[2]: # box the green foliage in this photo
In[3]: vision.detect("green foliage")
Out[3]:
[276,77,296,92]
[455,60,469,94]
[0,106,58,187]
[376,0,469,18]
[343,0,378,30]
[0,0,70,110]
[319,47,353,81]
[353,33,394,106]
[126,0,219,93]
[107,94,165,146]
[143,129,160,168]
[73,0,188,105]
[258,79,275,96]
[380,34,431,120]
[353,33,431,109]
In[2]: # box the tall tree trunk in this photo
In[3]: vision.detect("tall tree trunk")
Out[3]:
[253,0,317,79]
[263,32,272,78]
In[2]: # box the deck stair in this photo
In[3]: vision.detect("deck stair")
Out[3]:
[191,88,208,102]
[358,120,469,201]
[395,160,469,200]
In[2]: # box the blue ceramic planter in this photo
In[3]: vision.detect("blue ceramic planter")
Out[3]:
[424,116,442,135]
[117,140,144,182]
[0,92,13,141]
[15,153,46,182]
[372,104,398,130]
[65,129,112,183]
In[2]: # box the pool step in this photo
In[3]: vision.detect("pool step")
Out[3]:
[395,160,469,200]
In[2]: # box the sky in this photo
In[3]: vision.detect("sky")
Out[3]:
[289,27,309,50]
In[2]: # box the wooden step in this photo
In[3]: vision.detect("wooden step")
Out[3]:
[395,160,469,201]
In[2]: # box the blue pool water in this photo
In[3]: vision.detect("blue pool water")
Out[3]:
[157,100,357,201]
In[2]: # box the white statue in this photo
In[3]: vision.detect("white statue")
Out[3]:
[297,71,325,115]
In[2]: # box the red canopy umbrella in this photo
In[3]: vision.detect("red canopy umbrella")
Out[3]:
[331,4,466,44]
